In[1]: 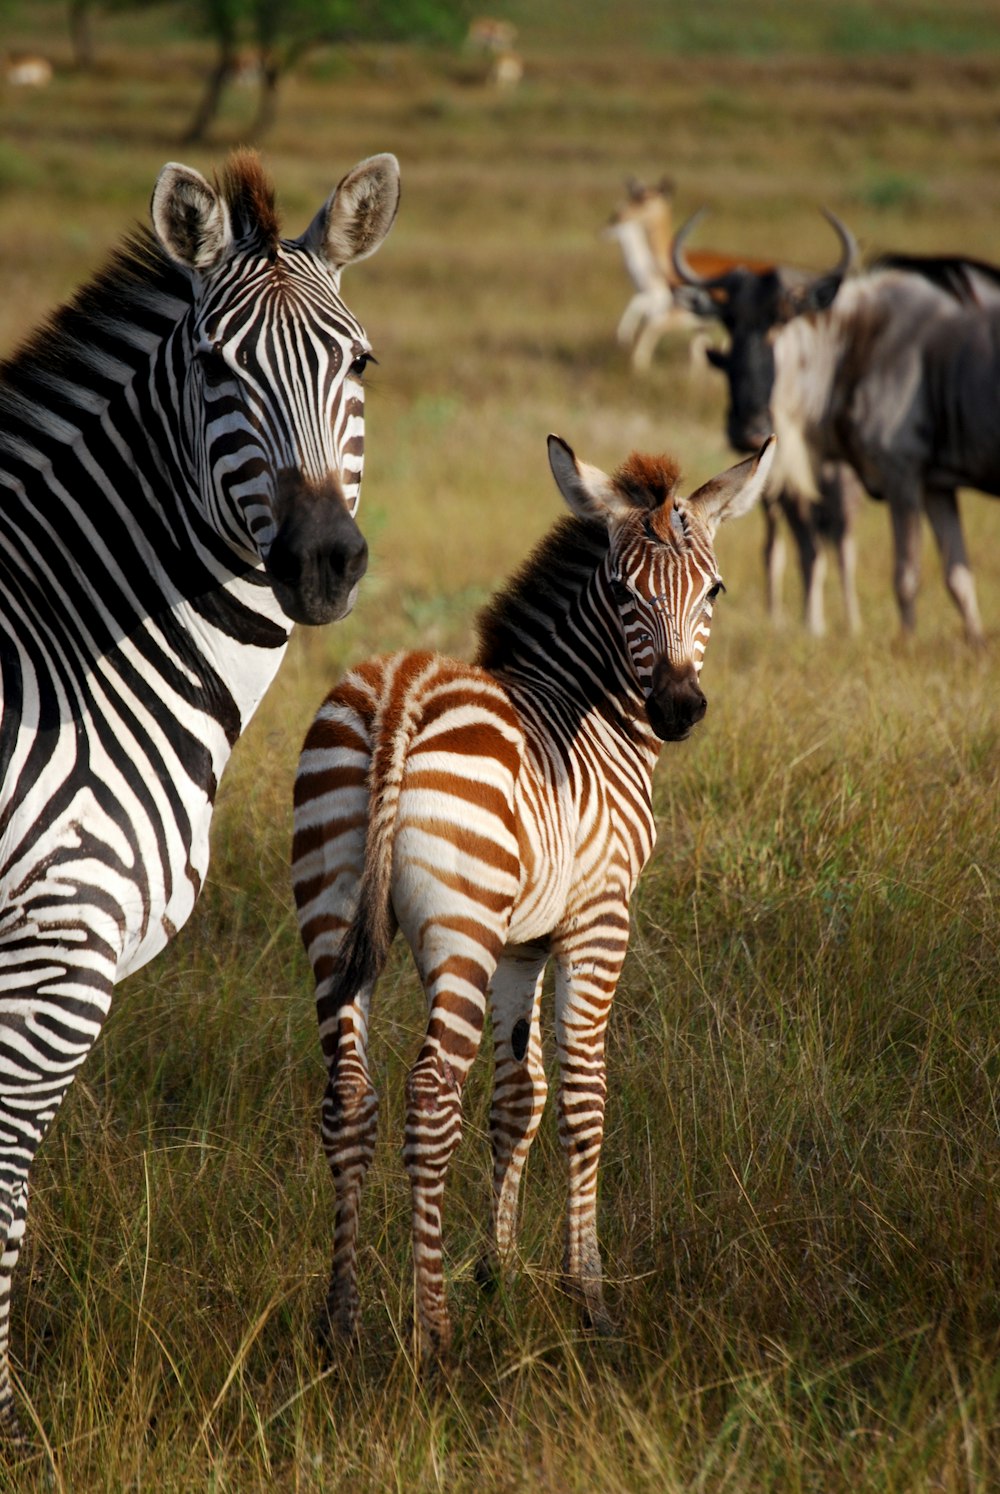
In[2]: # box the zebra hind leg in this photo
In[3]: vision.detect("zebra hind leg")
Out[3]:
[316,973,382,1358]
[477,946,548,1295]
[403,952,500,1366]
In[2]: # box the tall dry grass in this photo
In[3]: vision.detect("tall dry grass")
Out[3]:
[1,2,1000,1487]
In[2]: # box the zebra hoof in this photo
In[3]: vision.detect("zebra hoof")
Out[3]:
[313,1303,359,1365]
[474,1254,501,1295]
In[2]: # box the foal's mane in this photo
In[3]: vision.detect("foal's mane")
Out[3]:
[475,515,608,671]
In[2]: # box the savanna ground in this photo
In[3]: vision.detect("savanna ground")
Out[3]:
[2,1,1000,1486]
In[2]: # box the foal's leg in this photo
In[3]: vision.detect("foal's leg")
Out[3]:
[551,911,628,1336]
[315,965,388,1349]
[293,694,383,1349]
[403,932,504,1362]
[478,943,548,1289]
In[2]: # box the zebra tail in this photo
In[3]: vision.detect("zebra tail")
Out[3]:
[332,663,423,999]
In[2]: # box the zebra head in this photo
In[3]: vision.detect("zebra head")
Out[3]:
[150,150,400,626]
[547,434,775,740]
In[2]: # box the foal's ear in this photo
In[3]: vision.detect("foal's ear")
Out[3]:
[685,436,776,535]
[547,435,635,523]
[152,163,234,272]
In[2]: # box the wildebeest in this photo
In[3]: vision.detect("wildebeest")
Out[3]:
[672,210,863,636]
[674,212,1000,641]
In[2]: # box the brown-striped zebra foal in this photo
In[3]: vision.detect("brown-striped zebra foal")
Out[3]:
[292,433,775,1360]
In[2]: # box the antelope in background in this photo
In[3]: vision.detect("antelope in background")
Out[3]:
[605,177,775,373]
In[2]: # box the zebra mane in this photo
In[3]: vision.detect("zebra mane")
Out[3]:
[0,151,281,420]
[219,148,281,248]
[612,451,682,510]
[0,227,192,439]
[475,515,608,671]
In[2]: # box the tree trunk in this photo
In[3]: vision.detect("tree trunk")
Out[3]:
[250,54,281,139]
[182,44,237,145]
[68,0,95,71]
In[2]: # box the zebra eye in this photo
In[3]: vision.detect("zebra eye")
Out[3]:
[197,343,231,388]
[706,581,726,603]
[610,578,632,606]
[350,351,376,379]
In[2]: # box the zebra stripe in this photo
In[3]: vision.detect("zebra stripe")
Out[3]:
[0,147,399,1444]
[293,434,775,1360]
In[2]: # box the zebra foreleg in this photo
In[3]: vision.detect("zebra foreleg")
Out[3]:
[316,976,379,1355]
[553,933,625,1337]
[0,1181,29,1448]
[477,945,548,1292]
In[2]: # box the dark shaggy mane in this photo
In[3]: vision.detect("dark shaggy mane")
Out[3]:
[870,251,1000,307]
[475,515,608,671]
[0,226,190,431]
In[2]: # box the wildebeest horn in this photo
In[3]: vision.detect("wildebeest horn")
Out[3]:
[820,209,859,278]
[671,209,732,291]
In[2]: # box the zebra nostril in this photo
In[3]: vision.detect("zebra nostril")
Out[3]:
[334,532,368,583]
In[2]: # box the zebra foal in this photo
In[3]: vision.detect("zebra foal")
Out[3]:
[0,148,399,1445]
[293,432,775,1359]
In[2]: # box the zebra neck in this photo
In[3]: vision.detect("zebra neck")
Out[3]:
[0,262,290,740]
[481,556,659,764]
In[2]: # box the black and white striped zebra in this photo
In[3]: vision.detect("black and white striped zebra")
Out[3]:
[292,433,775,1361]
[0,148,399,1442]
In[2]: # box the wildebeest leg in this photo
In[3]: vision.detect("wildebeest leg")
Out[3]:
[761,494,786,625]
[819,463,862,635]
[923,486,984,645]
[779,488,826,636]
[888,495,924,635]
[478,944,548,1290]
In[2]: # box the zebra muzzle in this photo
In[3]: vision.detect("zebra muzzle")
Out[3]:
[646,660,707,741]
[266,472,369,626]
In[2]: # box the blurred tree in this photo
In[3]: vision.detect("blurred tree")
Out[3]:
[182,0,469,143]
[66,0,159,69]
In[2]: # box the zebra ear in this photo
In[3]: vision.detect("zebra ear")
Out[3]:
[303,154,401,271]
[547,435,634,523]
[685,436,776,535]
[151,163,234,272]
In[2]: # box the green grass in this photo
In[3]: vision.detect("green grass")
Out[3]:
[2,2,1000,1487]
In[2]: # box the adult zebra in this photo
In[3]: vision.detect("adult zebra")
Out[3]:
[0,147,399,1444]
[293,432,775,1360]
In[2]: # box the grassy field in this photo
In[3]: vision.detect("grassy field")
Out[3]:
[2,1,1000,1487]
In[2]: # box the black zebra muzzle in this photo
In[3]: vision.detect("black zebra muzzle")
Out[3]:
[266,471,369,626]
[645,659,707,741]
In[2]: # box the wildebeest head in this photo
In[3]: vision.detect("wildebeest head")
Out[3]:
[672,210,857,453]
